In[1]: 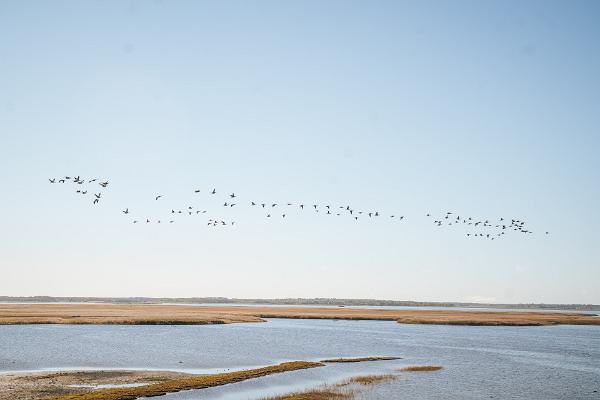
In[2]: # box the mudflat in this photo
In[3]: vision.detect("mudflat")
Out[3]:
[1,304,599,326]
[0,362,323,400]
[0,370,191,400]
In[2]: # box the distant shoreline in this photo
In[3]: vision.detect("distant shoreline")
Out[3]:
[1,296,599,311]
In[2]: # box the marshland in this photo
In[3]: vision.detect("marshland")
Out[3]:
[2,1,600,399]
[2,303,598,326]
[1,313,599,399]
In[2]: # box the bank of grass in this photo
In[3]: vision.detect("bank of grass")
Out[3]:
[320,356,401,363]
[261,374,397,400]
[45,361,324,400]
[3,304,599,326]
[263,388,351,400]
[344,374,396,385]
[400,365,443,372]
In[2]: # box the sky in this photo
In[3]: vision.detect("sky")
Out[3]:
[0,0,599,304]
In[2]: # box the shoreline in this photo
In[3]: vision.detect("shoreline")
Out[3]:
[1,304,598,326]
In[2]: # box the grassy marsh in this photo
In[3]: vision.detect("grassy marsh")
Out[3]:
[2,304,598,326]
[261,374,397,400]
[400,365,443,372]
[44,362,324,400]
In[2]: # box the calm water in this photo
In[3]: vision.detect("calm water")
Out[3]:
[1,319,599,399]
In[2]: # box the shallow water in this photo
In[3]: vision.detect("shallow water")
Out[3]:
[1,319,599,399]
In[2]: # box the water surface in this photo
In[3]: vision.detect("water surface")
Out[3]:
[1,319,599,399]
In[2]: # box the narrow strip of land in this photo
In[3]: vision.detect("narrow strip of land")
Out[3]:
[0,304,598,326]
[43,362,323,400]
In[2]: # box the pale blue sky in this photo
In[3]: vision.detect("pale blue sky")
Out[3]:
[1,1,599,303]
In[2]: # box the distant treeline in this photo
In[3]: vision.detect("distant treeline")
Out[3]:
[1,296,598,311]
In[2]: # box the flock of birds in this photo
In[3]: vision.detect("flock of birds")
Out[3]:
[48,176,549,240]
[48,176,109,204]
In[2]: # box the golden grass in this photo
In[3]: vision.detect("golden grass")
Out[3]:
[344,374,396,385]
[44,361,324,400]
[2,304,598,326]
[400,365,443,372]
[0,304,263,325]
[320,357,400,363]
[261,374,397,400]
[262,389,351,400]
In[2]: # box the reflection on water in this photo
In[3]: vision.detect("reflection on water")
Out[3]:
[1,319,599,399]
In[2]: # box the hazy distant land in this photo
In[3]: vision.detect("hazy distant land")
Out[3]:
[1,296,598,311]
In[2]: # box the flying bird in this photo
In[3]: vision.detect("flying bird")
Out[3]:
[155,195,162,200]
[48,178,55,183]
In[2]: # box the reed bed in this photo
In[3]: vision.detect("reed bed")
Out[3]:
[400,365,443,372]
[2,304,599,326]
[260,374,397,400]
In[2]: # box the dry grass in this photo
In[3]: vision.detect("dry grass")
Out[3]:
[0,304,263,325]
[44,361,324,400]
[400,365,443,372]
[1,304,598,326]
[320,357,400,363]
[261,374,397,400]
[262,388,352,400]
[344,374,396,385]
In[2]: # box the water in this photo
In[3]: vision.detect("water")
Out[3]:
[1,319,599,399]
